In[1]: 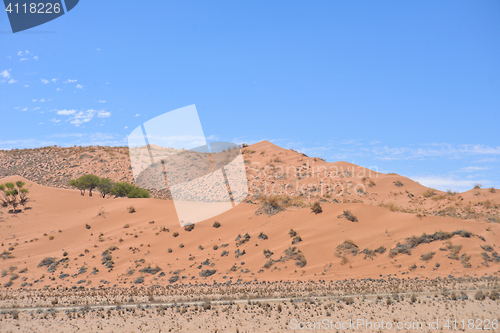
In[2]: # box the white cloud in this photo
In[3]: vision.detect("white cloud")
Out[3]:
[8,79,16,84]
[40,98,45,102]
[20,58,28,61]
[41,79,49,84]
[33,56,38,61]
[57,109,76,115]
[32,99,37,102]
[52,79,57,83]
[21,107,28,111]
[76,84,83,89]
[64,79,77,84]
[98,100,106,103]
[135,114,140,117]
[124,126,128,129]
[411,175,493,192]
[33,107,40,110]
[50,118,60,123]
[71,110,95,126]
[17,51,23,56]
[454,166,491,173]
[56,88,62,91]
[1,70,11,79]
[24,85,29,87]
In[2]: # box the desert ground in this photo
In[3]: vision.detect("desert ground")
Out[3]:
[0,141,498,331]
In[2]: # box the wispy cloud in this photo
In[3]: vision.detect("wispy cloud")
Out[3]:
[97,110,111,118]
[57,109,76,115]
[453,166,491,173]
[8,79,16,84]
[98,100,106,103]
[76,84,83,89]
[411,175,493,192]
[63,79,77,84]
[41,78,49,84]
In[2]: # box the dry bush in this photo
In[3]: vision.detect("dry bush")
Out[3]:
[213,221,221,228]
[311,201,322,214]
[184,224,195,232]
[420,251,435,261]
[342,210,358,222]
[127,206,136,213]
[394,180,403,187]
[423,189,436,198]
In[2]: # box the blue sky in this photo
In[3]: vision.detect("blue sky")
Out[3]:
[1,1,499,192]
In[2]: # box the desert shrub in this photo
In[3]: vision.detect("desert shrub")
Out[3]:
[0,181,30,212]
[374,246,386,254]
[489,187,496,193]
[311,201,322,214]
[263,249,273,258]
[123,224,129,228]
[481,244,493,252]
[435,262,440,267]
[423,189,436,198]
[221,250,229,257]
[49,235,54,240]
[340,256,348,265]
[460,253,471,268]
[474,290,486,300]
[489,289,499,300]
[213,221,221,228]
[288,229,297,237]
[264,259,274,268]
[134,276,144,284]
[179,243,184,248]
[127,206,136,213]
[394,180,403,187]
[172,232,179,237]
[212,245,218,250]
[258,232,268,240]
[235,233,251,246]
[368,180,376,187]
[409,263,417,271]
[474,183,482,189]
[342,210,358,222]
[167,248,172,253]
[420,251,435,261]
[292,236,302,244]
[184,224,195,232]
[336,239,359,257]
[361,248,375,259]
[199,269,216,277]
[410,294,417,304]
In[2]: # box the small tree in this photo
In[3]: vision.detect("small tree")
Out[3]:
[0,181,30,213]
[80,175,100,197]
[98,178,114,198]
[69,179,86,196]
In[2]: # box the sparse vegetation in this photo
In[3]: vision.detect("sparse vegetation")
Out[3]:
[184,224,195,232]
[213,221,221,228]
[127,206,136,213]
[423,189,436,198]
[394,180,403,187]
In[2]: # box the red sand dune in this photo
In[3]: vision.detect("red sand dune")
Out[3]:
[0,141,499,289]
